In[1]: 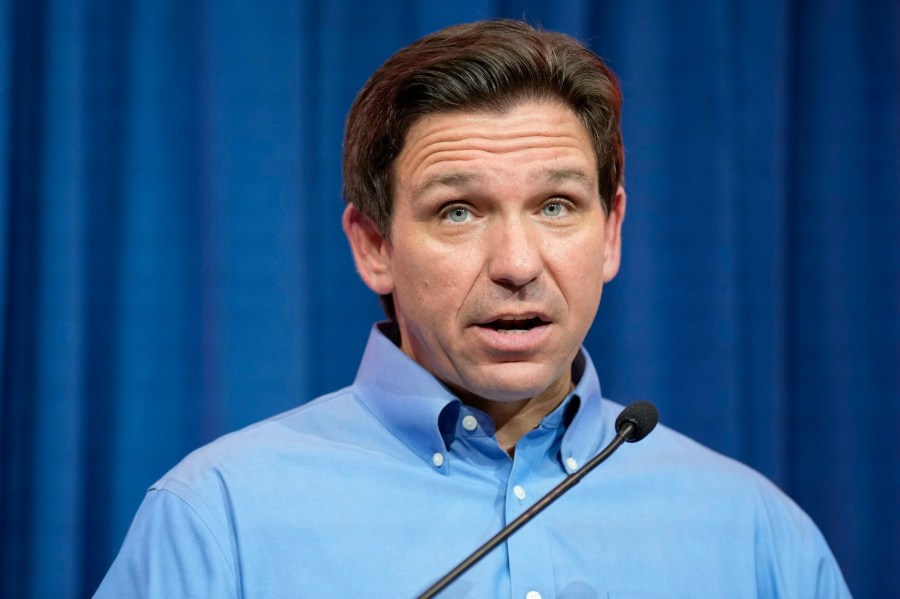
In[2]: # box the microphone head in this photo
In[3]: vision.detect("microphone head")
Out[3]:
[615,401,659,442]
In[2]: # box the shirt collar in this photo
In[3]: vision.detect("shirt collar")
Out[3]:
[352,323,610,470]
[555,349,612,471]
[352,324,460,470]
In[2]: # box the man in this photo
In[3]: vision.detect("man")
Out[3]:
[96,20,850,598]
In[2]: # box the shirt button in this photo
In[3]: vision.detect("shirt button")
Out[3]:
[566,457,578,471]
[526,591,542,599]
[462,415,478,431]
[513,485,526,500]
[432,453,444,467]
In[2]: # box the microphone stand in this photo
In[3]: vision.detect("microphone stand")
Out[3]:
[416,421,637,599]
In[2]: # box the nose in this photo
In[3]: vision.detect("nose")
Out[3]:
[486,216,542,289]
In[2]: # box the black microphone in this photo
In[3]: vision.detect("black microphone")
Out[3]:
[614,400,659,442]
[417,401,659,599]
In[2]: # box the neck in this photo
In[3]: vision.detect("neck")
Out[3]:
[461,374,574,455]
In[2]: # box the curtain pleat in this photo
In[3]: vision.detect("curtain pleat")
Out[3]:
[0,1,896,596]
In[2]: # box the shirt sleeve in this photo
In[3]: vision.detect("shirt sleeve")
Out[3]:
[808,526,853,598]
[753,483,853,598]
[93,487,239,598]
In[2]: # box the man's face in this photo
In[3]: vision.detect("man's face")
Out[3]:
[345,99,625,403]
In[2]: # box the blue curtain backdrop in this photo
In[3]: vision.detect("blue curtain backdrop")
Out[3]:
[1,0,897,596]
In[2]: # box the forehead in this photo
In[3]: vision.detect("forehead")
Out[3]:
[393,100,597,189]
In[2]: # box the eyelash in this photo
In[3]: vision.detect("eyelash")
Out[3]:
[439,204,472,223]
[437,198,576,223]
[542,202,566,216]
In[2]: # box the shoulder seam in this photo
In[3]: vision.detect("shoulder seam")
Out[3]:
[149,486,241,596]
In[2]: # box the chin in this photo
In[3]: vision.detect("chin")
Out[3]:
[460,365,564,402]
[475,387,543,403]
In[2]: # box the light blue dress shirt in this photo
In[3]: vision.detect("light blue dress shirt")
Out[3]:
[95,324,850,598]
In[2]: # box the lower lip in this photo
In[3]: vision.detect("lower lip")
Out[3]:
[472,323,552,354]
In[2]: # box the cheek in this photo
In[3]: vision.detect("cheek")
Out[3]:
[548,237,607,307]
[391,241,473,317]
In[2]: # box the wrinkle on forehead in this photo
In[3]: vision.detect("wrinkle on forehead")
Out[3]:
[395,101,596,194]
[413,166,594,200]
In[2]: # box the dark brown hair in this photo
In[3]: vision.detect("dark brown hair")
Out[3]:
[342,19,624,318]
[343,20,623,230]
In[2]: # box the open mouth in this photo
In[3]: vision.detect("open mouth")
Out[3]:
[479,315,549,334]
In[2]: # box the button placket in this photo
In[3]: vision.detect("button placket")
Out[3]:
[513,485,526,501]
[505,427,559,599]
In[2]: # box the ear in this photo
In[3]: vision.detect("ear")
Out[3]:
[343,204,395,294]
[601,186,626,283]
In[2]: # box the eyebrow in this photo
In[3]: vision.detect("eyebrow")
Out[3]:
[411,166,595,199]
[414,171,482,196]
[412,172,484,198]
[536,167,595,189]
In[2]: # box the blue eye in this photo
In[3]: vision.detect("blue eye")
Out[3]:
[542,203,565,217]
[447,207,470,222]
